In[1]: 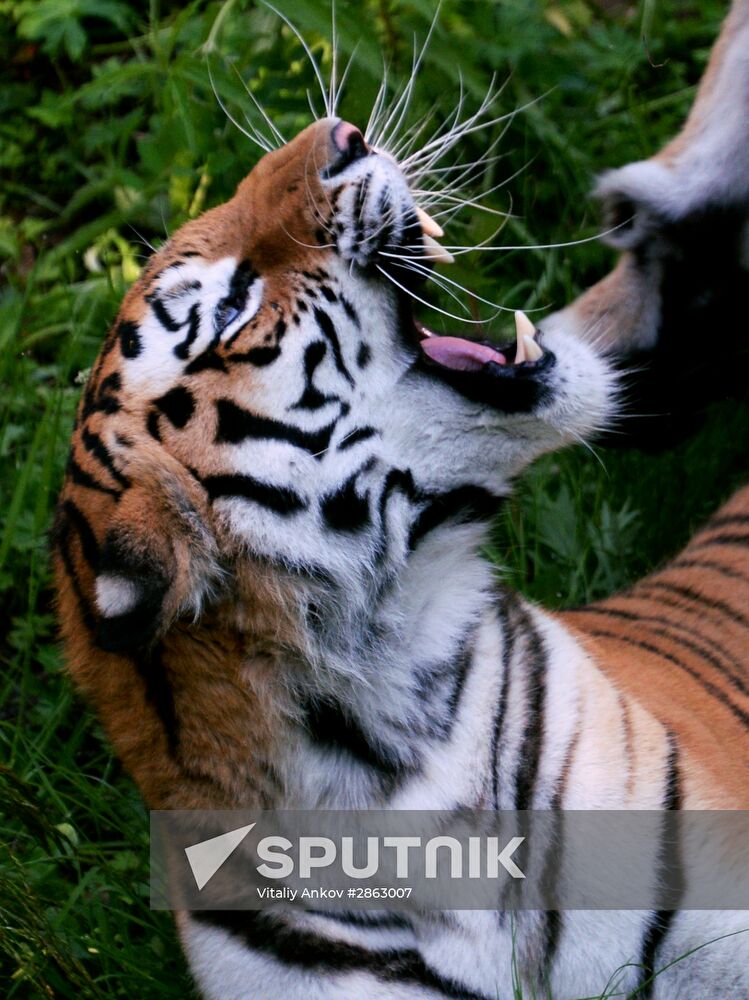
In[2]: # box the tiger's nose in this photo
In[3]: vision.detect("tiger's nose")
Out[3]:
[331,120,368,163]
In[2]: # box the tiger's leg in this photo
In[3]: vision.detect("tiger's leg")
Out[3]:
[55,426,222,656]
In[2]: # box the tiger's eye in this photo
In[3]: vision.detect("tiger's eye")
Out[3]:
[215,303,240,331]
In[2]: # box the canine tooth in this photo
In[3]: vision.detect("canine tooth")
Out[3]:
[523,334,543,362]
[515,324,526,364]
[422,234,455,265]
[416,206,444,238]
[514,310,537,342]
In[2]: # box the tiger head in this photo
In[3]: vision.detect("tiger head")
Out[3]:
[540,0,749,444]
[58,116,613,659]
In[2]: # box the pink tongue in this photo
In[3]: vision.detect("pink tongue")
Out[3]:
[420,336,506,372]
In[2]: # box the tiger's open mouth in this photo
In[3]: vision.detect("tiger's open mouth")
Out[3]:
[415,311,549,373]
[403,205,556,411]
[412,314,555,413]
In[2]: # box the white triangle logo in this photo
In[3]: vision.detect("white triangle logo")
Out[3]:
[184,823,256,890]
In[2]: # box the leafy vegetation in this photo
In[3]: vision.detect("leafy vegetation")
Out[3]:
[1,0,746,996]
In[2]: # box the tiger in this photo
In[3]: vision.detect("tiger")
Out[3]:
[544,0,749,447]
[52,3,749,999]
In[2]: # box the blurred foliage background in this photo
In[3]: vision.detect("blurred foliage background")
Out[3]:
[1,0,747,996]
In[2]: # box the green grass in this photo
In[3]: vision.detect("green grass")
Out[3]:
[2,0,748,996]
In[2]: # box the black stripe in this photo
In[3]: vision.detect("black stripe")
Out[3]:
[292,340,338,411]
[60,498,100,571]
[215,399,334,456]
[356,342,371,368]
[693,532,749,549]
[148,294,182,333]
[574,605,749,695]
[201,473,306,515]
[154,386,195,429]
[192,911,491,1000]
[637,579,749,632]
[305,910,411,930]
[542,909,562,978]
[703,513,749,530]
[133,642,180,756]
[314,307,354,386]
[52,501,98,628]
[514,608,548,811]
[340,295,360,328]
[81,428,130,489]
[583,628,749,727]
[338,426,377,451]
[173,303,201,359]
[635,734,682,998]
[68,455,121,498]
[491,592,518,809]
[302,694,412,777]
[118,320,142,358]
[321,474,371,533]
[379,468,421,521]
[81,371,122,418]
[409,486,498,550]
[147,410,162,441]
[374,467,421,562]
[444,639,473,728]
[669,556,749,583]
[539,728,581,979]
[227,345,281,366]
[184,350,227,374]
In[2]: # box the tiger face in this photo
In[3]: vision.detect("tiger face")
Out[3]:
[110,117,610,534]
[64,115,614,657]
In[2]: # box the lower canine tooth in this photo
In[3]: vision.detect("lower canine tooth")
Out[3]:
[422,233,455,265]
[515,327,526,364]
[523,334,543,362]
[416,206,444,238]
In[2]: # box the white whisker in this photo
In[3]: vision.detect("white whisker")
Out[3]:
[333,42,359,115]
[263,1,331,117]
[378,9,441,153]
[127,225,157,254]
[307,88,322,121]
[382,253,523,315]
[414,190,513,221]
[385,257,474,313]
[232,63,286,146]
[407,219,633,256]
[328,0,338,119]
[372,3,442,154]
[393,76,469,169]
[365,59,390,142]
[376,264,503,326]
[206,57,271,152]
[279,221,335,251]
[400,77,502,167]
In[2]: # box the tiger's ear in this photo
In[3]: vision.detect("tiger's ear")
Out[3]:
[92,436,223,653]
[595,161,678,252]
